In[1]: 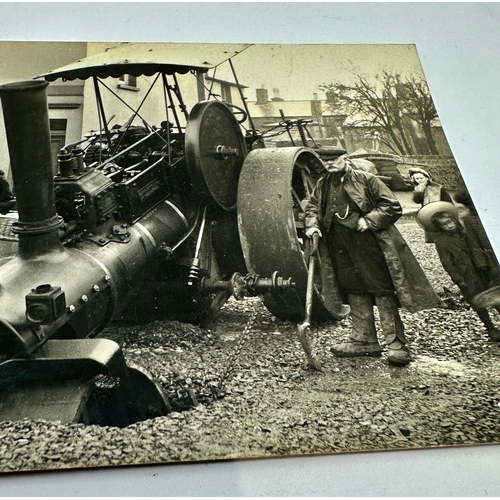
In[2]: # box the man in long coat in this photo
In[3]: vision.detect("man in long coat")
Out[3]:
[305,153,441,366]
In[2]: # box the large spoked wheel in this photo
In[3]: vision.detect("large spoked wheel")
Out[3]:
[237,147,348,322]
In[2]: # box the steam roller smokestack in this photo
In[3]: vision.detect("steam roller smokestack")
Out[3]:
[0,80,64,259]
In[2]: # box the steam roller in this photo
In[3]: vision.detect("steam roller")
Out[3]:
[0,77,341,426]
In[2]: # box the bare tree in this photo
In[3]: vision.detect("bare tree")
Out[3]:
[398,77,440,155]
[320,73,439,155]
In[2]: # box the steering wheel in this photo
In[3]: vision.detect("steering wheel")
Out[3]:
[225,103,248,124]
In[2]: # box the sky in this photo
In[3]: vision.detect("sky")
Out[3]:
[215,43,425,102]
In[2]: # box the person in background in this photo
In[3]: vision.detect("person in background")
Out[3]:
[0,170,15,214]
[409,167,452,205]
[305,154,440,366]
[453,188,500,284]
[417,201,500,341]
[409,167,453,242]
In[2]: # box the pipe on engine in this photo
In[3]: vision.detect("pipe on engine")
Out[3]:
[0,80,64,259]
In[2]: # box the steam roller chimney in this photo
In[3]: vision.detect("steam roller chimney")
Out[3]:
[0,80,64,259]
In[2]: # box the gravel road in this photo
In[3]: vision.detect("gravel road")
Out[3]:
[1,219,500,473]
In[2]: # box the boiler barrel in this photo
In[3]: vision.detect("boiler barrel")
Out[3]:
[0,80,189,358]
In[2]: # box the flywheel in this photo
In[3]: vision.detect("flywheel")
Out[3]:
[185,101,247,211]
[237,147,348,322]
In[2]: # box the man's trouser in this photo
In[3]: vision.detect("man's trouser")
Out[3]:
[348,293,407,348]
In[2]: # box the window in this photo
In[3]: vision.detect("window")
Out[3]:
[220,83,232,104]
[118,74,139,91]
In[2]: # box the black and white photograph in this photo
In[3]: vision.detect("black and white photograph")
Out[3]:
[0,2,500,496]
[0,38,499,478]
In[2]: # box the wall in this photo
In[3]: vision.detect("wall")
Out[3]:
[0,42,87,178]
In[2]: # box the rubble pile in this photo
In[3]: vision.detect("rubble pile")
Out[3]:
[1,221,499,472]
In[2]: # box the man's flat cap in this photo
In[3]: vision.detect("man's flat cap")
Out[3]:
[408,167,431,179]
[314,148,347,158]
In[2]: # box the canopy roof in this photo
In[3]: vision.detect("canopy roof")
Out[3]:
[39,42,253,82]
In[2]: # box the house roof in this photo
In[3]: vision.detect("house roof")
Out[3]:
[39,42,253,82]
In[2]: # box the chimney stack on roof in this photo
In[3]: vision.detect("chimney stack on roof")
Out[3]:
[271,88,284,102]
[256,85,269,105]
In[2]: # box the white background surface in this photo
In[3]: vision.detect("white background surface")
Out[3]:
[0,2,499,496]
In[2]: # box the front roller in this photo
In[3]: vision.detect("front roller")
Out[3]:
[237,147,348,322]
[0,339,170,427]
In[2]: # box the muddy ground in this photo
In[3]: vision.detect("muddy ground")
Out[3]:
[0,219,499,473]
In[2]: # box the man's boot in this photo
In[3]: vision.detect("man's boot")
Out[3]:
[331,293,382,357]
[375,295,411,366]
[477,307,500,341]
